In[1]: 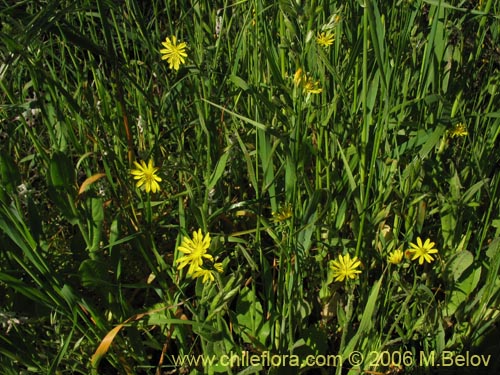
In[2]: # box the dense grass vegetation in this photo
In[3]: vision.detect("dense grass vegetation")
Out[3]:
[1,0,499,374]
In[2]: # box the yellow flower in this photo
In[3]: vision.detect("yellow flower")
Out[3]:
[448,123,468,138]
[176,229,213,275]
[408,237,438,265]
[316,31,334,47]
[293,68,322,94]
[192,262,223,283]
[192,268,216,283]
[387,249,404,265]
[272,203,293,223]
[213,262,223,273]
[131,159,162,193]
[160,36,187,71]
[329,253,362,282]
[293,68,305,87]
[303,78,323,94]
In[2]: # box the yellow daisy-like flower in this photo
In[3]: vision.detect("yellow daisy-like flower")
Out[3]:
[160,36,187,71]
[303,78,323,94]
[131,159,162,193]
[448,123,468,138]
[293,68,322,94]
[272,203,293,223]
[408,237,438,265]
[176,229,214,275]
[316,31,334,47]
[192,262,223,283]
[387,249,404,265]
[329,253,362,282]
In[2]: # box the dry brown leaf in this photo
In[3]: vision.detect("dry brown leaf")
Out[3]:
[91,303,182,369]
[78,173,106,195]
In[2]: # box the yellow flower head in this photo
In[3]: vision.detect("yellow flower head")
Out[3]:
[448,123,468,138]
[131,159,162,193]
[293,68,304,87]
[293,68,322,94]
[176,229,214,275]
[192,268,216,283]
[303,78,323,94]
[272,203,293,223]
[387,249,404,265]
[192,262,223,284]
[213,262,223,273]
[329,253,362,282]
[408,237,438,265]
[316,31,334,47]
[160,36,188,71]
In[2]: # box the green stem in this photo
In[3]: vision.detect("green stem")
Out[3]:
[338,285,355,375]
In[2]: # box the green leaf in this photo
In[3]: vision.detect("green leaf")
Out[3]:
[207,150,230,190]
[444,250,474,282]
[202,98,271,133]
[0,272,51,306]
[440,203,457,248]
[229,75,249,91]
[342,277,382,358]
[298,189,330,255]
[462,179,488,205]
[336,140,357,192]
[46,152,78,224]
[444,266,482,316]
[366,2,386,90]
[192,322,224,342]
[0,152,21,201]
[234,287,268,346]
[419,125,445,159]
[27,196,42,242]
[292,325,328,357]
[486,237,500,260]
[89,197,104,253]
[78,259,111,289]
[48,152,75,189]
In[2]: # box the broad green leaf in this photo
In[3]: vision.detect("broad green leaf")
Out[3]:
[48,152,75,189]
[445,250,474,282]
[78,259,111,288]
[444,266,482,316]
[229,75,249,91]
[419,125,445,159]
[235,287,268,346]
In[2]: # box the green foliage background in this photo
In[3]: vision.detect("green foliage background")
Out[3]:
[0,0,499,374]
